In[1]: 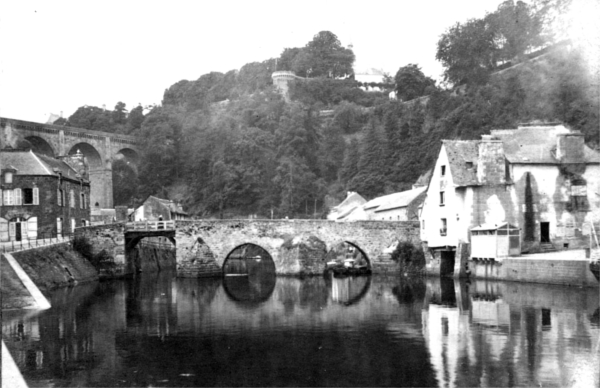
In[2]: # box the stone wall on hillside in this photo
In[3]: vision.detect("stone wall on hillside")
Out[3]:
[10,243,98,292]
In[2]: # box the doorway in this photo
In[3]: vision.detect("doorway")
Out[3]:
[440,250,455,277]
[540,222,550,243]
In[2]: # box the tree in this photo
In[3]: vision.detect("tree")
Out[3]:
[283,31,355,79]
[349,120,386,197]
[67,105,113,132]
[394,64,436,101]
[127,105,145,133]
[339,138,360,185]
[486,0,544,63]
[112,102,127,125]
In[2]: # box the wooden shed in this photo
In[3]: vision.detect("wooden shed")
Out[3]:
[470,223,521,260]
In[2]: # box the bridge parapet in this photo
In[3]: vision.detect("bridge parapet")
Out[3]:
[126,221,175,231]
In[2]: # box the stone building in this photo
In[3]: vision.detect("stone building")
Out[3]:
[0,149,91,241]
[131,195,189,221]
[420,124,600,275]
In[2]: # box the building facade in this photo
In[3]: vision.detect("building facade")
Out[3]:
[0,149,91,241]
[131,196,189,221]
[420,124,600,274]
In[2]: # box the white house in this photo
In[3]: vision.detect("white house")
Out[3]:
[420,124,600,276]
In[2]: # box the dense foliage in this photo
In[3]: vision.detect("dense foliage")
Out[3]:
[60,0,597,218]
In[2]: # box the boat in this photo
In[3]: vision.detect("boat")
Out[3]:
[325,259,371,277]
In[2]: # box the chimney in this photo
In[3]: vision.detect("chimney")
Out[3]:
[477,135,506,184]
[556,133,584,163]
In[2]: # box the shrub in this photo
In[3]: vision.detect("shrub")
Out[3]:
[390,241,426,275]
[72,236,115,269]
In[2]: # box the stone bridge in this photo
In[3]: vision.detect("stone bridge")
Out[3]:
[1,117,140,208]
[78,219,421,276]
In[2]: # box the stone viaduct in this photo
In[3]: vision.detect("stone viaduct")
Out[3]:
[0,117,140,209]
[77,219,421,276]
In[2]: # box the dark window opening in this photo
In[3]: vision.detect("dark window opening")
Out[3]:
[23,188,33,205]
[441,165,446,176]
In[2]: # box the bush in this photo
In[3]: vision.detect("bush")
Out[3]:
[72,236,115,269]
[390,241,426,275]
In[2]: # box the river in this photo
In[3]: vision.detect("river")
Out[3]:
[2,271,599,387]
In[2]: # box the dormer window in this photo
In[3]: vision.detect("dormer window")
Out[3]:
[4,172,13,184]
[466,162,473,169]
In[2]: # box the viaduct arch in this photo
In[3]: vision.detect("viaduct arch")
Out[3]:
[1,117,140,208]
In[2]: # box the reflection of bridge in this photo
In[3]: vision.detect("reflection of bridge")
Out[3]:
[0,117,140,208]
[87,219,421,276]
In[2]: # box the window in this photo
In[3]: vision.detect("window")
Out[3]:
[80,193,86,209]
[57,189,63,206]
[440,218,447,236]
[440,165,446,177]
[3,190,13,206]
[23,189,33,205]
[22,188,39,205]
[14,189,22,205]
[4,172,12,184]
[571,185,586,196]
[440,191,445,206]
[466,161,473,169]
[81,219,87,227]
[422,220,425,230]
[69,190,75,208]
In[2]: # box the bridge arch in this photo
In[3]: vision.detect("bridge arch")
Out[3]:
[325,240,371,269]
[222,243,276,274]
[68,142,103,167]
[25,136,56,157]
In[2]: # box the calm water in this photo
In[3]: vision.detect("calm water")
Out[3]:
[2,271,599,387]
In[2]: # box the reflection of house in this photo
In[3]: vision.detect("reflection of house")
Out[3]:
[420,124,600,275]
[131,196,189,221]
[0,149,91,240]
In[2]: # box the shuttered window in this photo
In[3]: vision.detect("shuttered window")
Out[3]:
[14,189,22,205]
[33,187,39,205]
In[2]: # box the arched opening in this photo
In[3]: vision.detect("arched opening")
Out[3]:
[112,158,138,206]
[222,243,276,305]
[115,148,139,165]
[68,143,103,168]
[324,241,371,276]
[125,233,176,274]
[25,136,55,157]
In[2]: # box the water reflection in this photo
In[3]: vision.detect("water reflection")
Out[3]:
[2,273,599,387]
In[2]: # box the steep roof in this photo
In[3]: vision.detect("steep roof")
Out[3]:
[442,140,479,187]
[0,150,79,179]
[492,125,600,164]
[328,192,367,221]
[374,187,427,212]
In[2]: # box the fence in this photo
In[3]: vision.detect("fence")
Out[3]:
[0,233,74,253]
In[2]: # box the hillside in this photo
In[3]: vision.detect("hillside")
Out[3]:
[58,2,598,218]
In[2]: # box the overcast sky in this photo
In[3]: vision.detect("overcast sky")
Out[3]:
[1,0,517,122]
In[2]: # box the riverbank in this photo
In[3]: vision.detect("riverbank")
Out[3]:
[1,243,98,310]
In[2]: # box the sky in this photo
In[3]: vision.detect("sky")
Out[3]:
[0,0,528,123]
